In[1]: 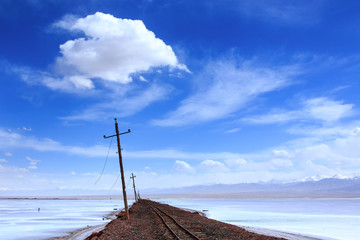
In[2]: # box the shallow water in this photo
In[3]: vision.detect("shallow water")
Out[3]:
[159,198,360,240]
[0,199,127,240]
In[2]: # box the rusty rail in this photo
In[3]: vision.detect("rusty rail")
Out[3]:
[146,202,200,240]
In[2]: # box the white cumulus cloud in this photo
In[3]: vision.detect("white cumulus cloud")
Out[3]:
[54,12,183,88]
[272,149,291,158]
[173,160,195,173]
[199,159,229,172]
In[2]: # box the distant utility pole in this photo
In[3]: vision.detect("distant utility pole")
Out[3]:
[130,173,137,202]
[104,118,131,220]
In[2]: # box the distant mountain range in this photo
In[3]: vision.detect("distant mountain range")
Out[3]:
[142,175,360,198]
[2,175,359,198]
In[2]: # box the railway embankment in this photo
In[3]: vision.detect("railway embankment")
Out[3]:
[85,199,285,240]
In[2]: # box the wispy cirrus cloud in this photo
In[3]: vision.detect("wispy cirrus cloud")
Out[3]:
[305,97,354,122]
[153,59,300,126]
[0,128,245,160]
[237,0,323,25]
[0,128,111,157]
[242,97,355,125]
[61,83,172,121]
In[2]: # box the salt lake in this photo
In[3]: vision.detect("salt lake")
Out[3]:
[0,198,130,240]
[162,198,360,240]
[0,198,359,240]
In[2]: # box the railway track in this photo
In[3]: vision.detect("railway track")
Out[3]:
[146,201,201,240]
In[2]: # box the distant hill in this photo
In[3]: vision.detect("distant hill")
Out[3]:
[142,175,360,198]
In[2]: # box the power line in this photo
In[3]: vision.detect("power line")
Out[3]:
[111,173,131,191]
[109,172,121,190]
[126,176,131,189]
[94,134,114,185]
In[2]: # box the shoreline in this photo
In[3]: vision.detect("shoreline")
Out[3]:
[53,203,330,240]
[51,224,108,240]
[2,196,360,200]
[241,226,333,240]
[50,211,118,240]
[58,223,330,240]
[49,210,119,240]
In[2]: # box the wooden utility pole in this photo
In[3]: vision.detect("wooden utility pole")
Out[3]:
[130,173,137,202]
[104,118,131,220]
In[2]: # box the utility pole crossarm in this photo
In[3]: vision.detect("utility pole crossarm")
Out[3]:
[104,129,130,139]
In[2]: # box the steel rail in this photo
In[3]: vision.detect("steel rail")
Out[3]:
[155,207,200,240]
[146,202,200,240]
[149,204,181,239]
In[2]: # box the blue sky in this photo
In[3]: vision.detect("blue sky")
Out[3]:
[1,0,360,195]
